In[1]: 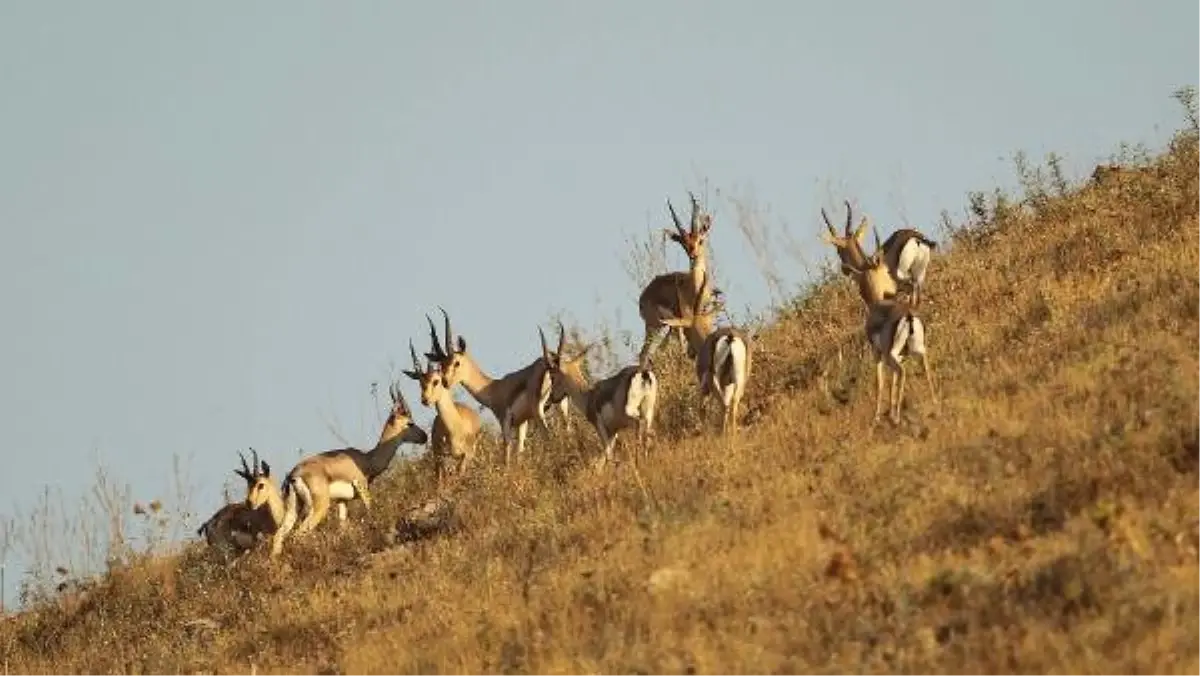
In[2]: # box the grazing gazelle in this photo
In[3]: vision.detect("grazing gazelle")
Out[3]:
[872,225,937,307]
[842,241,939,425]
[402,339,483,487]
[637,192,714,361]
[196,451,279,556]
[658,272,753,438]
[248,382,428,556]
[423,308,555,466]
[540,322,659,467]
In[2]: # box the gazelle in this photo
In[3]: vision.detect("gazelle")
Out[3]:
[821,201,938,307]
[657,272,753,438]
[249,382,428,556]
[423,308,555,466]
[540,322,659,467]
[196,451,278,555]
[842,242,939,425]
[637,192,713,361]
[402,339,483,487]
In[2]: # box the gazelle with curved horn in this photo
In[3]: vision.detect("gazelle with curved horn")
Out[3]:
[423,308,555,466]
[871,224,938,307]
[819,199,870,277]
[402,339,483,487]
[196,450,279,556]
[658,271,753,438]
[249,382,429,556]
[840,237,939,425]
[541,322,659,467]
[636,192,714,361]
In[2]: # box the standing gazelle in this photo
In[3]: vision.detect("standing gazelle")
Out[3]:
[637,192,714,361]
[658,272,753,438]
[423,308,555,466]
[402,339,483,487]
[248,382,428,556]
[540,323,659,467]
[842,242,939,425]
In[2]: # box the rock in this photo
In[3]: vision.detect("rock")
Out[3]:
[395,498,459,544]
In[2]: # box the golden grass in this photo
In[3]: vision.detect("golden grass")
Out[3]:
[1,127,1196,675]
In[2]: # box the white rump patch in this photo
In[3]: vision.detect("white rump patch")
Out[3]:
[897,238,931,284]
[714,336,747,407]
[625,370,658,418]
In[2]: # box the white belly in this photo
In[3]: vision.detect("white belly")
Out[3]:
[328,480,357,501]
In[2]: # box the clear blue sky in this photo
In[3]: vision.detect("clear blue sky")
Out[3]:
[0,1,1194,603]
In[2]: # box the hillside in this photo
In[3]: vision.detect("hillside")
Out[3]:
[1,120,1197,674]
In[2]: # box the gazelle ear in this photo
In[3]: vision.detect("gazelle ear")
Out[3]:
[261,461,271,477]
[663,228,683,243]
[455,336,467,353]
[401,369,421,381]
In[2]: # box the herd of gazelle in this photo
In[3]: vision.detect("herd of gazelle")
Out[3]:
[198,194,939,557]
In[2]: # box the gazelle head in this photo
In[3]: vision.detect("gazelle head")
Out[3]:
[842,236,899,304]
[379,378,428,446]
[665,191,713,264]
[659,271,719,346]
[539,322,595,400]
[238,448,275,511]
[820,200,870,275]
[403,339,450,408]
[423,307,474,390]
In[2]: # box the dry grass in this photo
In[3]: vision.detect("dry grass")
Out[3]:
[1,119,1197,674]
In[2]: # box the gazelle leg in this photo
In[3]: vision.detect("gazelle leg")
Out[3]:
[500,414,513,467]
[892,364,907,424]
[559,398,572,434]
[920,352,939,403]
[297,490,330,534]
[729,387,742,438]
[352,478,372,509]
[874,360,887,423]
[597,423,615,467]
[516,420,529,459]
[336,502,348,528]
[271,491,299,557]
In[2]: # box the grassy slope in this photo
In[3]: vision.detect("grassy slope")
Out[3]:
[1,130,1197,675]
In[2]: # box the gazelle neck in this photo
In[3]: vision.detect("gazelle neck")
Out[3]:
[688,250,709,291]
[431,389,468,431]
[263,484,288,528]
[362,432,404,481]
[683,323,714,355]
[454,354,501,412]
[557,367,592,416]
[858,270,896,307]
